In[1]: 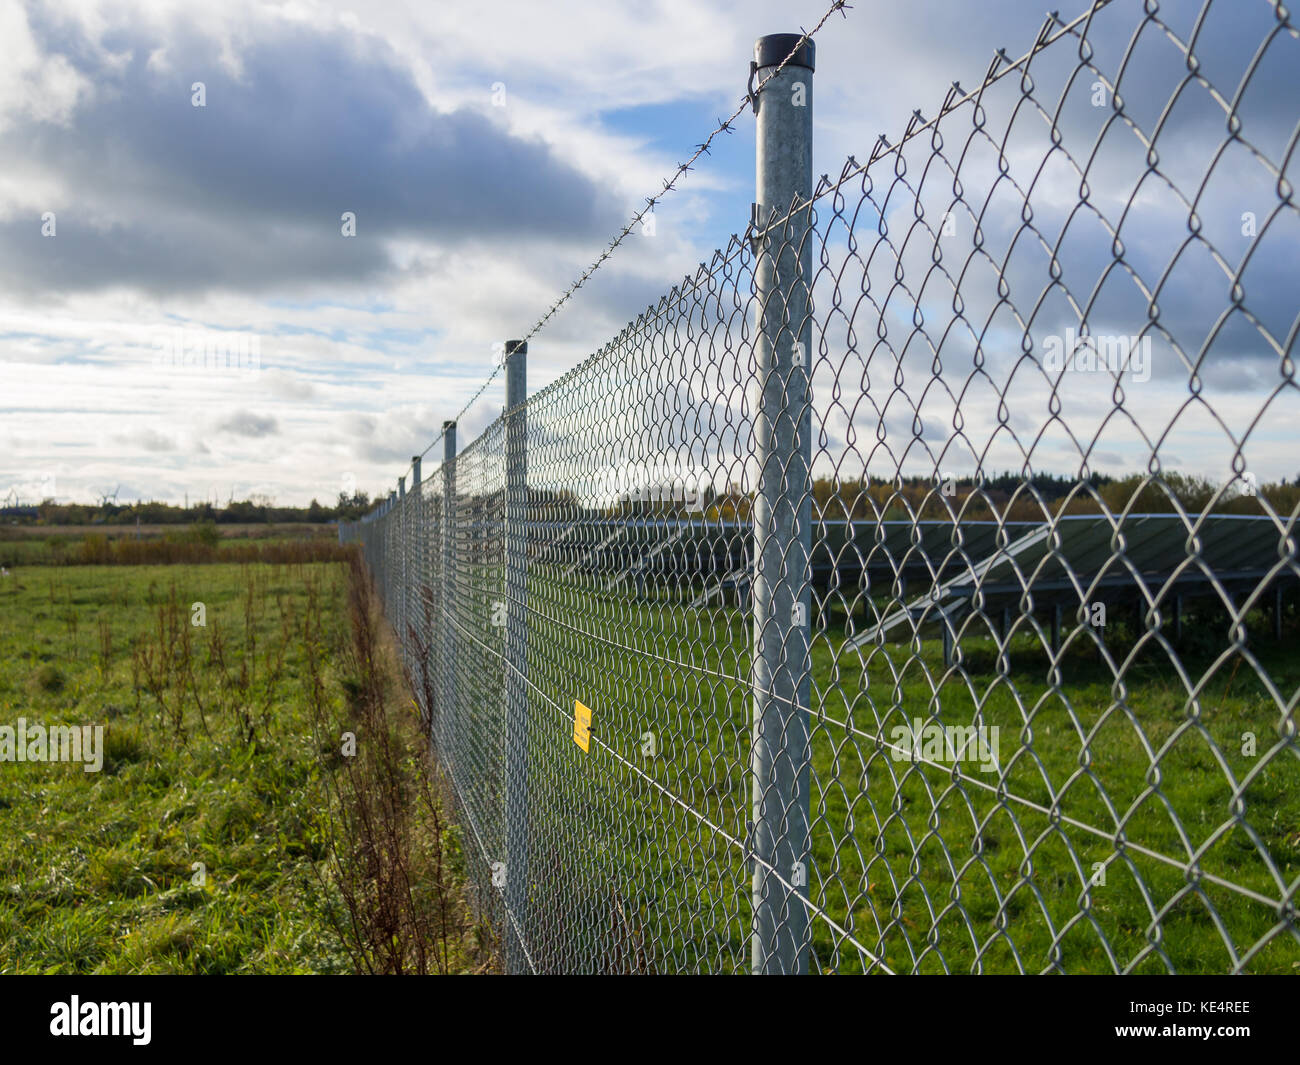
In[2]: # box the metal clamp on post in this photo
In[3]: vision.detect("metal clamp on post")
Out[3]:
[748,202,766,254]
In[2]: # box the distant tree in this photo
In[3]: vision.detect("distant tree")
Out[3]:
[335,491,371,520]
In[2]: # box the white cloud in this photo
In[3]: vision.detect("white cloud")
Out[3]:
[0,0,92,130]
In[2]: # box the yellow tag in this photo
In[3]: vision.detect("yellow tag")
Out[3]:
[573,700,592,752]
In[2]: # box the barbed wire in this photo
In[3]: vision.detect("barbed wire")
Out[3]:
[392,0,855,494]
[753,2,1122,247]
[511,0,852,348]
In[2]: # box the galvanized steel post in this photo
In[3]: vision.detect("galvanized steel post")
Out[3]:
[398,476,407,653]
[412,455,424,700]
[503,339,531,973]
[750,31,814,976]
[442,422,458,768]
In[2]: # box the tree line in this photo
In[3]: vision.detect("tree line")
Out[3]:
[9,491,378,527]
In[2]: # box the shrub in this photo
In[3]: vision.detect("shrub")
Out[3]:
[190,520,221,548]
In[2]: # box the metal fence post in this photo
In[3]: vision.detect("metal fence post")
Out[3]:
[398,476,407,656]
[442,422,458,771]
[386,489,397,611]
[503,339,531,973]
[412,456,424,708]
[750,32,814,976]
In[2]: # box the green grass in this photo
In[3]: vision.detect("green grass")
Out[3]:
[0,562,355,973]
[475,570,1300,973]
[24,552,1288,973]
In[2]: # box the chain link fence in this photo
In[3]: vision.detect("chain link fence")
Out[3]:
[342,0,1300,973]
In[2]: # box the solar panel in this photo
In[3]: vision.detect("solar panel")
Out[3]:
[841,514,1295,657]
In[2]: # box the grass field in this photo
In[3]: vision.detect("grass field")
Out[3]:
[0,557,484,974]
[9,543,1290,973]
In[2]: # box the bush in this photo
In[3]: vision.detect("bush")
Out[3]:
[190,520,221,548]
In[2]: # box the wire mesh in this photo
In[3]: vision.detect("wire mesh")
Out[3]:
[342,0,1300,974]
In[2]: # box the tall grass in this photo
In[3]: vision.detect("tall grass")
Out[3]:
[307,555,492,974]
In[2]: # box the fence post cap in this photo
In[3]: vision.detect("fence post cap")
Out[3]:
[754,33,815,72]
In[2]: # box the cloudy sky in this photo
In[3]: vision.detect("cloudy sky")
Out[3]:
[2,0,1296,507]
